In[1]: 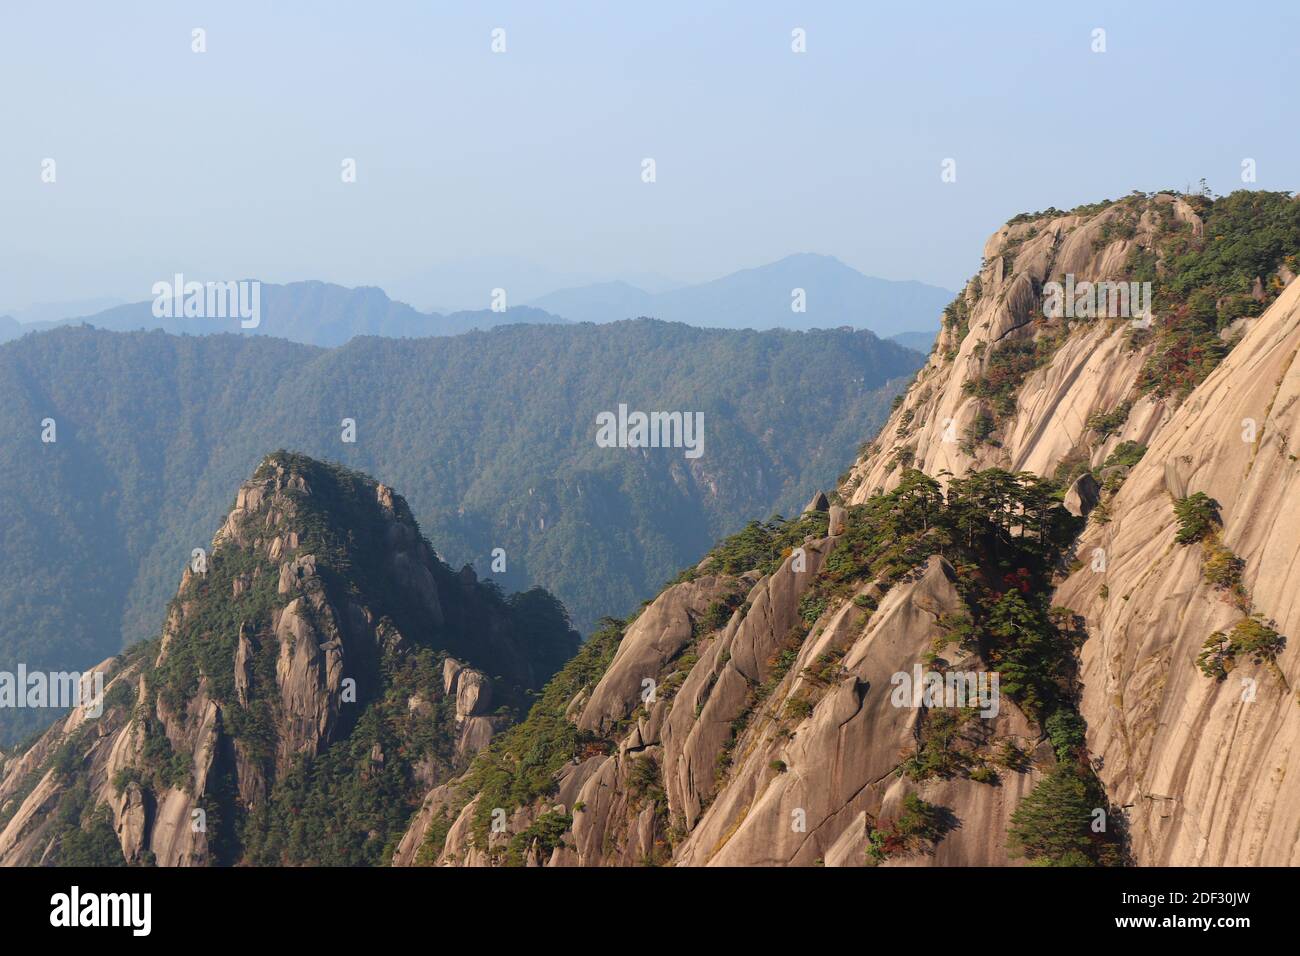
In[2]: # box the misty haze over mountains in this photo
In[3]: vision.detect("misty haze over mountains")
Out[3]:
[7,2,1300,913]
[529,253,951,337]
[0,253,947,348]
[1,282,566,348]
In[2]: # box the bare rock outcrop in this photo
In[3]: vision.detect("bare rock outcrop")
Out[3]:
[578,575,739,736]
[674,556,1043,866]
[409,551,1045,868]
[1057,275,1300,864]
[1064,472,1101,517]
[845,201,1179,500]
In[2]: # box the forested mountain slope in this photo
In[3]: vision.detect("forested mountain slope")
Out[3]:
[0,319,921,742]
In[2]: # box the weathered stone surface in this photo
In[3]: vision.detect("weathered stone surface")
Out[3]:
[672,555,1042,866]
[455,669,492,718]
[578,575,737,735]
[828,504,846,536]
[1064,471,1101,517]
[274,596,344,766]
[234,624,255,708]
[443,657,464,696]
[845,204,1179,502]
[1057,275,1300,864]
[803,490,829,513]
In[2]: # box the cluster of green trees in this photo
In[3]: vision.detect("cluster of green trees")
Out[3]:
[1196,616,1286,681]
[866,794,951,864]
[1135,190,1300,397]
[961,334,1063,423]
[815,468,1077,606]
[44,784,125,867]
[1009,764,1123,866]
[676,509,829,582]
[1086,401,1132,438]
[1173,492,1221,544]
[940,293,972,360]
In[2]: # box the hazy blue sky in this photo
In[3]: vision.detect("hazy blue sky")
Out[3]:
[2,0,1297,310]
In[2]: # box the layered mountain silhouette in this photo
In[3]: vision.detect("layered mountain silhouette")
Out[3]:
[0,256,951,349]
[528,253,953,337]
[0,281,565,348]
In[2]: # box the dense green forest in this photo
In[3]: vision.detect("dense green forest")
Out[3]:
[0,318,921,742]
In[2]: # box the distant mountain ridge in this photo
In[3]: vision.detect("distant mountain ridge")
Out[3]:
[528,253,954,337]
[0,257,952,347]
[888,329,940,354]
[0,281,567,348]
[0,297,125,325]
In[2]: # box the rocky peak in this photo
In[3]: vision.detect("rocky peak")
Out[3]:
[845,191,1298,504]
[830,189,1300,866]
[0,452,578,866]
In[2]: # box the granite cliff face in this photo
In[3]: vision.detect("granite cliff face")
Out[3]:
[846,195,1204,499]
[398,190,1300,868]
[846,190,1300,865]
[0,452,577,866]
[398,496,1068,867]
[1057,275,1300,864]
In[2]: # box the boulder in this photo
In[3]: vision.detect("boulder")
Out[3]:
[828,504,847,536]
[803,490,829,514]
[455,669,492,719]
[1064,472,1100,517]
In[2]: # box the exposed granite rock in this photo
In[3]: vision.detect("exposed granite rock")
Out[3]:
[828,504,846,536]
[578,575,739,735]
[845,202,1179,501]
[803,490,829,513]
[0,453,565,866]
[410,552,1047,868]
[1057,276,1300,864]
[1064,472,1101,517]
